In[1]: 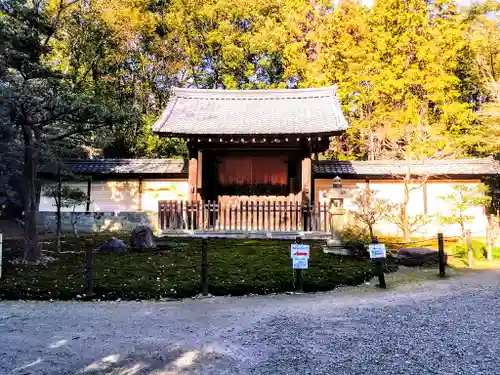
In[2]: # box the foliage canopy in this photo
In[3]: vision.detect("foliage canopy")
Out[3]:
[2,0,500,259]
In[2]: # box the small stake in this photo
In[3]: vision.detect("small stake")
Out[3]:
[201,239,208,295]
[295,236,304,293]
[371,236,386,289]
[85,248,93,298]
[438,232,446,278]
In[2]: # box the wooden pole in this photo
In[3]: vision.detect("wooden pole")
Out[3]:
[0,233,3,279]
[56,161,62,253]
[438,232,445,278]
[86,178,92,212]
[85,247,93,298]
[371,236,386,289]
[466,230,474,268]
[201,238,208,295]
[295,236,304,293]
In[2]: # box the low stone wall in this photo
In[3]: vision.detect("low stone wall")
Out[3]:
[37,211,158,233]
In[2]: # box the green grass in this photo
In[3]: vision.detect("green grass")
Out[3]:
[0,234,375,300]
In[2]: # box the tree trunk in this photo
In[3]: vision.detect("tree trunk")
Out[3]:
[22,127,40,262]
[401,205,410,242]
[368,131,375,161]
[460,221,466,244]
[71,206,79,238]
[402,177,411,242]
[368,225,374,238]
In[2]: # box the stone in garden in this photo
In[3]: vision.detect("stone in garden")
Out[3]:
[130,225,156,249]
[393,247,447,267]
[96,237,128,253]
[323,239,351,256]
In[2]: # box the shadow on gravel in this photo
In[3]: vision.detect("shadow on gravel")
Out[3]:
[76,345,239,375]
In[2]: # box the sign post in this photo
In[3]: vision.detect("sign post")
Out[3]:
[438,232,445,278]
[291,237,310,293]
[368,237,386,289]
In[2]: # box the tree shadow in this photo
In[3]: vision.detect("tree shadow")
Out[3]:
[76,345,240,375]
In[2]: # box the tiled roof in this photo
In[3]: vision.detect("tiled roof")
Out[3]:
[54,158,499,177]
[314,158,500,177]
[152,86,348,136]
[66,159,187,175]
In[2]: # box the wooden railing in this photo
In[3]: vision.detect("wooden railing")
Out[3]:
[158,200,332,232]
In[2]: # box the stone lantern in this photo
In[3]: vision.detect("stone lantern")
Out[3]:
[323,176,350,255]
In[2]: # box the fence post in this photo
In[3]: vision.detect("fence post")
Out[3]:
[0,232,3,279]
[294,236,304,293]
[466,230,474,268]
[85,247,93,298]
[201,238,209,295]
[438,232,445,278]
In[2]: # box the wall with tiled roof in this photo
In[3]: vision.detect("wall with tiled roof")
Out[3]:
[314,158,500,177]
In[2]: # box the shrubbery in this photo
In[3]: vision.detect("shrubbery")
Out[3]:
[0,235,375,300]
[452,240,491,260]
[341,227,371,258]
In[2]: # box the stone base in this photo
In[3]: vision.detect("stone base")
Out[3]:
[323,239,350,255]
[160,231,331,240]
[323,246,351,256]
[37,211,158,233]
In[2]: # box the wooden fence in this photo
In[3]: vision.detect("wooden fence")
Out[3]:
[158,200,333,232]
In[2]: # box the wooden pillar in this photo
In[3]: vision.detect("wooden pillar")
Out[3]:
[301,157,312,204]
[197,150,203,201]
[188,156,198,202]
[311,175,316,204]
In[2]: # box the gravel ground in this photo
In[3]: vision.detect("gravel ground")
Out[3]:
[1,271,500,375]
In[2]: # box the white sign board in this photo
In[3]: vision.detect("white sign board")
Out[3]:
[293,257,309,269]
[369,244,387,259]
[290,244,310,259]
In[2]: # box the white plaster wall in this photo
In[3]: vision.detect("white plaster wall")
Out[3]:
[39,179,189,214]
[39,181,88,212]
[315,178,488,238]
[91,180,140,212]
[142,180,189,212]
[426,182,487,238]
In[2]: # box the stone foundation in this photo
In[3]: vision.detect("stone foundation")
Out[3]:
[37,211,158,233]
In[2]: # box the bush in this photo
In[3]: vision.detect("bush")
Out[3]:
[493,247,500,259]
[0,235,375,300]
[452,240,487,260]
[341,226,370,258]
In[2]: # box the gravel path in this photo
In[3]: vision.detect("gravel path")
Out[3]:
[1,271,500,375]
